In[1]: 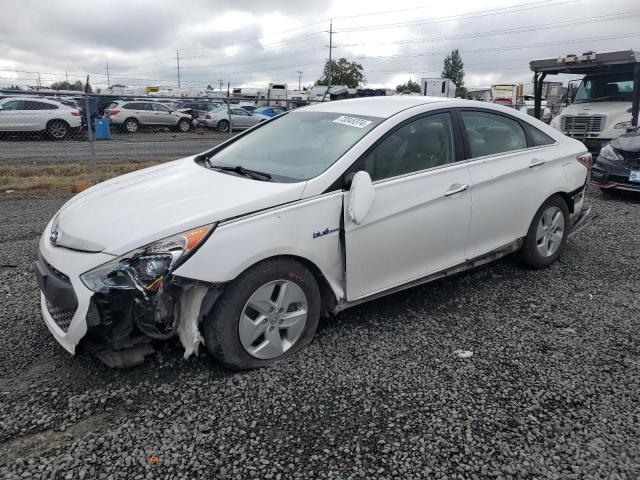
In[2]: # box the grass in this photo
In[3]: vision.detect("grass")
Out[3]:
[0,160,168,194]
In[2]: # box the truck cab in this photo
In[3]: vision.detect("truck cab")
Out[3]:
[530,50,640,155]
[550,71,635,151]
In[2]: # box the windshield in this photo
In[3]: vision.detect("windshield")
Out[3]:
[574,73,634,103]
[207,111,383,181]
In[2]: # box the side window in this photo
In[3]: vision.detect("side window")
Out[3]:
[152,103,170,112]
[461,111,527,158]
[232,108,249,116]
[123,103,137,110]
[1,100,24,110]
[25,101,57,110]
[527,125,555,146]
[363,112,456,182]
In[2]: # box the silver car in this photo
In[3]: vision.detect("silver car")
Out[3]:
[105,100,197,133]
[203,106,269,132]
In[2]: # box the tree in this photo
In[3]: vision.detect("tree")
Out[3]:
[49,80,90,92]
[206,84,213,90]
[316,58,365,88]
[441,49,465,97]
[395,79,421,94]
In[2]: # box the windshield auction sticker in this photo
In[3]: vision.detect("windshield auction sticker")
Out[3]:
[332,115,372,128]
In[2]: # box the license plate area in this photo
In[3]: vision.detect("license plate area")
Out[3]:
[629,170,640,183]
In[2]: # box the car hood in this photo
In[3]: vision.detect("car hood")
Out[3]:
[611,129,640,153]
[52,157,307,255]
[561,101,633,118]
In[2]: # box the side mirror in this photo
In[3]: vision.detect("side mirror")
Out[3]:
[348,171,375,225]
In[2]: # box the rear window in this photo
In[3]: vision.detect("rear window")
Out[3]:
[107,102,118,109]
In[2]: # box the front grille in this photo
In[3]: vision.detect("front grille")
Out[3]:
[561,115,606,133]
[45,299,76,332]
[44,260,70,282]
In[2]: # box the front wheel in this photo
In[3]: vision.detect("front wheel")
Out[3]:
[176,118,191,132]
[203,259,321,370]
[518,194,569,269]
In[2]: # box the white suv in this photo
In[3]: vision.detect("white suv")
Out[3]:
[36,97,590,369]
[0,97,81,139]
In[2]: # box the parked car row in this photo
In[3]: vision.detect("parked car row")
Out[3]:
[0,93,291,139]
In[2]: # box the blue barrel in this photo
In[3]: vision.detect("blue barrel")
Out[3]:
[94,117,110,140]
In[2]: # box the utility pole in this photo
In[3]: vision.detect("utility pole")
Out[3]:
[65,71,69,82]
[105,63,110,88]
[328,18,333,90]
[297,71,303,91]
[219,79,223,92]
[176,50,181,88]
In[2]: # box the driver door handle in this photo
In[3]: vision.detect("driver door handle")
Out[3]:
[444,184,469,196]
[529,158,546,168]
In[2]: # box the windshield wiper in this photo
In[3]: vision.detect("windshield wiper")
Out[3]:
[207,160,272,181]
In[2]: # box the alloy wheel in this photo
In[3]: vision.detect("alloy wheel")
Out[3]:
[49,121,67,139]
[238,280,308,360]
[536,206,565,257]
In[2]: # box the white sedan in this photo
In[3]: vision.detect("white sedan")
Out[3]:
[36,97,590,369]
[0,97,82,139]
[202,106,269,132]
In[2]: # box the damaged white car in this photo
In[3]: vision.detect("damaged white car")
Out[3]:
[36,97,591,369]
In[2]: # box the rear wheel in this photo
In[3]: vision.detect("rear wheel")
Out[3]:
[203,258,321,370]
[217,119,230,133]
[123,118,139,133]
[46,120,69,140]
[519,195,569,269]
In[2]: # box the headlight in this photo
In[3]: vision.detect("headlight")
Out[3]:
[598,144,623,162]
[614,121,632,130]
[81,224,214,293]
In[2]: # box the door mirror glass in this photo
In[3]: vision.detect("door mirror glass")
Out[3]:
[348,171,375,225]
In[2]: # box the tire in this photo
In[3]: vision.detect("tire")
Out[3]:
[217,119,230,133]
[176,118,191,132]
[518,194,570,269]
[123,118,139,133]
[203,258,321,370]
[46,120,69,140]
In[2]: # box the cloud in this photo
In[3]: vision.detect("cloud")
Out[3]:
[0,0,639,90]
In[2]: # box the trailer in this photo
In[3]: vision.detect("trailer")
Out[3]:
[530,50,640,153]
[421,78,456,97]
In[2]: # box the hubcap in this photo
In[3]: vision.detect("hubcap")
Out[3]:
[238,280,308,360]
[50,122,66,138]
[179,121,189,131]
[536,206,564,257]
[126,120,137,132]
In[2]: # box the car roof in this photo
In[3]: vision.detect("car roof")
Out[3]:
[302,96,459,118]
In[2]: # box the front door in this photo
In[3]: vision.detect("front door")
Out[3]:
[344,111,472,301]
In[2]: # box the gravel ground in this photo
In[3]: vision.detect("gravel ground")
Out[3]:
[0,187,639,479]
[0,130,231,165]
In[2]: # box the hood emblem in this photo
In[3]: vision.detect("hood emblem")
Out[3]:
[50,230,59,245]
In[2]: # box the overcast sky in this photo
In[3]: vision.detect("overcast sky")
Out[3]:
[1,0,639,91]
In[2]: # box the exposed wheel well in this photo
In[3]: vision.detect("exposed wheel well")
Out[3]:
[556,191,575,214]
[46,119,70,128]
[219,255,337,318]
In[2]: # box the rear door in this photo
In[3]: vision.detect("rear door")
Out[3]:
[151,103,175,125]
[459,109,557,258]
[26,101,57,130]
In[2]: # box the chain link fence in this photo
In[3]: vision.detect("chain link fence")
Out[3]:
[0,89,323,169]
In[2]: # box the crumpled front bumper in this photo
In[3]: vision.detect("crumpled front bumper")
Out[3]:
[36,220,115,354]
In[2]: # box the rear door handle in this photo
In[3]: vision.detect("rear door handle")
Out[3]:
[529,159,546,168]
[444,184,469,196]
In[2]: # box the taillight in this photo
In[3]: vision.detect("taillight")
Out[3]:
[109,109,120,116]
[576,152,592,169]
[205,114,212,119]
[70,111,80,116]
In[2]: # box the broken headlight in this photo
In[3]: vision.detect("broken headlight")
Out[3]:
[599,144,623,162]
[81,224,214,293]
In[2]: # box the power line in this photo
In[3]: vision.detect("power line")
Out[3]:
[333,0,581,33]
